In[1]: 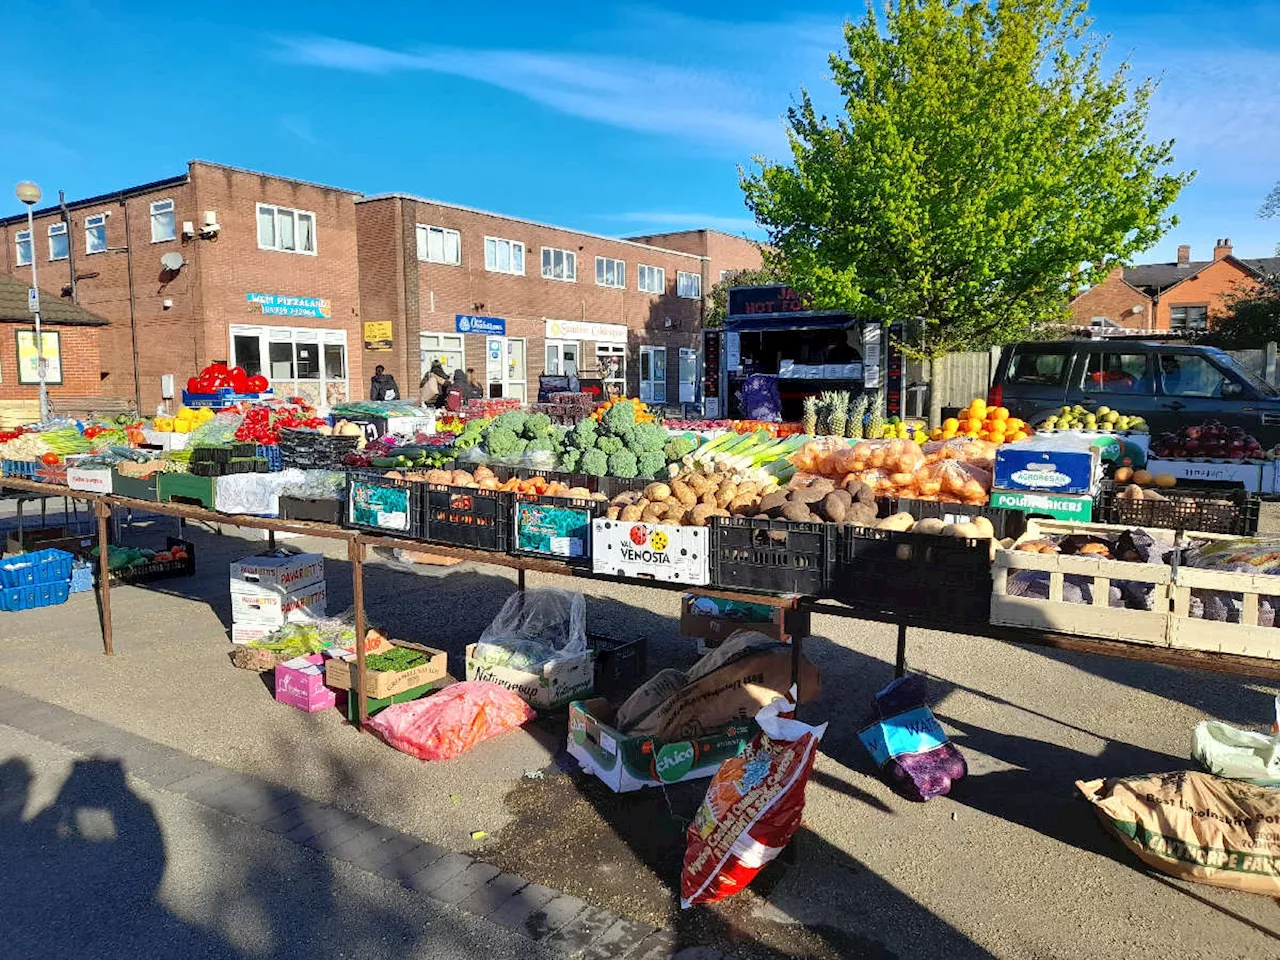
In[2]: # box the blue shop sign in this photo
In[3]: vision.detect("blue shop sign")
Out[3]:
[247,293,331,319]
[455,314,506,336]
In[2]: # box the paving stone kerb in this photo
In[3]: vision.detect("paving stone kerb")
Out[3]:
[0,686,720,958]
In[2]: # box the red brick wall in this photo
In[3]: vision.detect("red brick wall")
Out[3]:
[1155,258,1261,330]
[0,324,102,400]
[1069,267,1151,329]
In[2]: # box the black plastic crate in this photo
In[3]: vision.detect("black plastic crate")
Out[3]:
[588,633,647,693]
[709,516,833,596]
[422,484,512,551]
[190,446,233,464]
[1098,480,1258,535]
[279,496,344,525]
[889,497,1028,540]
[345,472,424,538]
[511,494,606,565]
[831,526,991,623]
[110,537,196,584]
[596,476,650,500]
[278,428,361,470]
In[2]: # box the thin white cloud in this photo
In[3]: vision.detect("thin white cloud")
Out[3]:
[280,115,317,145]
[611,211,762,234]
[273,35,788,151]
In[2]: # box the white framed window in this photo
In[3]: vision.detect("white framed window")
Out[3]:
[48,222,68,261]
[541,247,577,282]
[597,343,626,397]
[640,345,667,403]
[421,332,464,381]
[230,324,349,408]
[638,264,665,294]
[416,224,460,265]
[719,270,732,281]
[150,199,176,243]
[677,270,701,299]
[484,236,524,274]
[257,203,316,255]
[14,229,32,266]
[85,214,107,255]
[596,256,625,289]
[546,339,580,376]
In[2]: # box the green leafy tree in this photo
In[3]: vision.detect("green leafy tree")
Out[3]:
[1197,274,1280,349]
[741,0,1192,358]
[703,266,781,328]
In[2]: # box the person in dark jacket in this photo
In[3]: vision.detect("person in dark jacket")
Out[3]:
[453,368,483,401]
[369,365,401,401]
[419,360,450,407]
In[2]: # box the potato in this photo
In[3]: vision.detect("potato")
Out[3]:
[781,502,815,522]
[759,491,789,516]
[689,503,715,526]
[790,485,829,505]
[644,482,672,502]
[727,494,758,515]
[715,483,739,508]
[671,480,698,507]
[700,491,719,507]
[735,481,761,501]
[877,512,915,531]
[425,469,452,485]
[636,498,651,512]
[606,506,622,520]
[820,493,849,523]
[807,477,836,495]
[912,517,947,536]
[620,505,644,522]
[1114,466,1133,484]
[970,516,995,538]
[943,522,981,539]
[1121,483,1145,500]
[846,504,879,527]
[641,505,665,523]
[709,507,730,517]
[895,543,913,561]
[687,474,715,496]
[568,486,591,498]
[451,470,474,486]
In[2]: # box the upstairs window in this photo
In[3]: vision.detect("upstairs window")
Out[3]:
[48,222,68,261]
[416,224,461,265]
[1170,305,1208,332]
[150,199,176,242]
[541,247,577,282]
[484,236,524,274]
[85,214,107,254]
[596,256,625,289]
[14,229,31,266]
[638,264,665,294]
[257,203,316,254]
[677,270,701,298]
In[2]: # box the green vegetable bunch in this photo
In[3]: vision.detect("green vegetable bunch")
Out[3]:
[365,647,428,672]
[553,400,677,479]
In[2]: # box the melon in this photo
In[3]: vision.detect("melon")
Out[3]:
[1154,473,1176,488]
[1132,469,1154,486]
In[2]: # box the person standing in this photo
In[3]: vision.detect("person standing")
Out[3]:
[418,360,450,407]
[369,365,401,401]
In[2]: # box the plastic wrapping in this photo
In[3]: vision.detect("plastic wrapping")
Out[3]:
[214,469,307,515]
[368,681,536,761]
[1192,701,1280,785]
[278,470,347,500]
[858,674,966,802]
[473,588,587,670]
[188,410,244,446]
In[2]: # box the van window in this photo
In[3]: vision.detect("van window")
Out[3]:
[1082,352,1152,394]
[1007,349,1069,386]
[1159,354,1234,398]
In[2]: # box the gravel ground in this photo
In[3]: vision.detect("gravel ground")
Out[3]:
[1,505,1279,957]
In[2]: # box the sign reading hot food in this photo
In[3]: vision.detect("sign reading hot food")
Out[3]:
[726,285,813,318]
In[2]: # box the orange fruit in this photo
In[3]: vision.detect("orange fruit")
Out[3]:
[991,407,1009,421]
[1006,418,1024,432]
[942,430,956,440]
[970,399,987,414]
[966,417,983,433]
[942,418,959,432]
[1011,430,1029,441]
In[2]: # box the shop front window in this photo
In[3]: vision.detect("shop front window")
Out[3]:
[230,324,349,407]
[597,343,627,398]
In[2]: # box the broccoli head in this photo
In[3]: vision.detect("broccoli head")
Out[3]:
[610,424,637,450]
[559,448,581,472]
[607,449,639,478]
[632,422,668,453]
[492,410,529,435]
[637,450,666,479]
[596,435,624,455]
[569,418,598,450]
[483,426,522,457]
[527,437,556,454]
[602,401,636,433]
[523,412,552,439]
[582,448,609,477]
[663,435,697,461]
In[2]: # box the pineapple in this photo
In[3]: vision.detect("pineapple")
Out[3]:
[830,392,849,438]
[816,391,837,435]
[867,393,886,440]
[802,396,818,436]
[848,393,868,439]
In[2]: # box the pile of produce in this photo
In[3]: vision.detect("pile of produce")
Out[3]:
[232,402,326,446]
[1112,467,1176,493]
[605,473,757,526]
[592,396,657,425]
[561,403,671,479]
[932,399,1030,444]
[92,543,189,571]
[365,646,431,673]
[152,406,216,433]
[460,397,522,420]
[186,362,269,396]
[875,512,999,559]
[418,465,604,499]
[1036,404,1147,433]
[675,430,807,485]
[756,476,878,525]
[793,437,995,504]
[730,420,805,438]
[482,410,564,463]
[1149,421,1266,461]
[663,418,733,431]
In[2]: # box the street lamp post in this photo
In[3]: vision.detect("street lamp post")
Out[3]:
[15,181,49,423]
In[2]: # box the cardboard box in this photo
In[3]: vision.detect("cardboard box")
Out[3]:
[679,594,788,648]
[230,621,276,645]
[230,551,325,593]
[464,643,594,709]
[1145,456,1266,492]
[567,698,757,793]
[989,489,1095,522]
[592,519,710,585]
[326,640,448,699]
[230,580,327,626]
[275,654,337,713]
[66,467,113,494]
[5,526,69,557]
[994,435,1106,495]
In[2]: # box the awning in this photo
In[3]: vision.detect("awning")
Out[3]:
[723,312,860,333]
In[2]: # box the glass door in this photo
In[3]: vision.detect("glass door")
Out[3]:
[486,336,505,396]
[597,343,627,398]
[679,348,698,404]
[640,345,667,404]
[421,333,464,380]
[506,337,527,402]
[546,339,580,377]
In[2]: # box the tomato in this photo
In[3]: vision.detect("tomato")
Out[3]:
[41,453,60,466]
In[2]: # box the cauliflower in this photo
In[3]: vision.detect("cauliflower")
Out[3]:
[596,436,624,455]
[523,412,552,439]
[632,422,668,453]
[582,448,609,477]
[637,450,666,479]
[483,426,522,458]
[602,402,636,433]
[663,435,697,461]
[492,410,529,435]
[607,449,639,478]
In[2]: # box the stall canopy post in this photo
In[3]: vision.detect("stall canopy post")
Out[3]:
[94,500,114,656]
[895,622,908,678]
[349,539,368,729]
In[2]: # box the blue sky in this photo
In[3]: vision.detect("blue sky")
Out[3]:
[2,0,1277,263]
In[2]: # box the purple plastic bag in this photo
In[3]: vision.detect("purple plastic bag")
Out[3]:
[859,675,967,802]
[736,374,782,422]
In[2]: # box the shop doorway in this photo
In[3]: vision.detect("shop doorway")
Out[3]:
[420,333,464,381]
[640,345,667,404]
[679,348,698,404]
[546,340,580,377]
[596,343,626,399]
[486,336,527,401]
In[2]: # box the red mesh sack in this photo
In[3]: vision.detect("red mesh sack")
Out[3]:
[368,681,536,761]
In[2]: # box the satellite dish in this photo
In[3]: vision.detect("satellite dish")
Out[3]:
[160,252,186,272]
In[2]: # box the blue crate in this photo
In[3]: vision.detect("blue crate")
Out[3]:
[0,580,71,612]
[0,548,74,588]
[2,459,39,479]
[256,445,283,471]
[69,562,94,594]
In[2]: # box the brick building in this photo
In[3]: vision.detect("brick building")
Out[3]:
[0,274,109,426]
[356,197,761,404]
[0,161,364,412]
[1070,240,1280,334]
